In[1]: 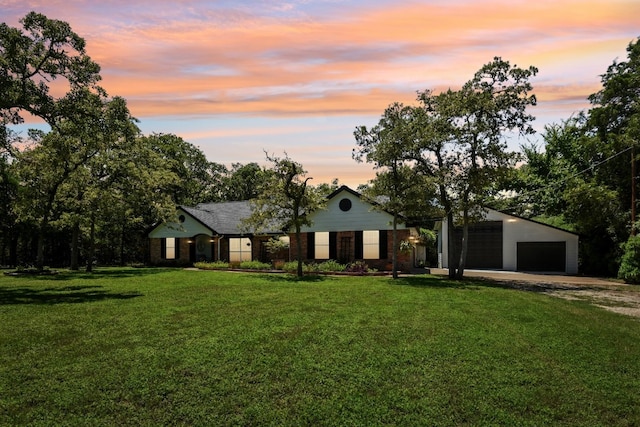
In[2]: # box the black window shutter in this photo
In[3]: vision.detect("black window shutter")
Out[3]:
[160,238,166,259]
[175,238,180,259]
[354,231,363,259]
[307,233,315,259]
[329,232,337,260]
[379,230,388,259]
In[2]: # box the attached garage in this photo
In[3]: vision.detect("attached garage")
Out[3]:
[437,208,579,274]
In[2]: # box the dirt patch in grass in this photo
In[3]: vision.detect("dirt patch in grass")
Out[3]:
[480,274,640,318]
[430,269,640,318]
[544,287,640,318]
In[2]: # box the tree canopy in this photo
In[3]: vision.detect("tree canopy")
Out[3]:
[355,57,537,279]
[510,38,640,276]
[0,12,103,150]
[354,102,439,278]
[243,152,326,277]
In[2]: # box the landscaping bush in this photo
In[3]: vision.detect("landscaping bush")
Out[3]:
[345,260,370,274]
[283,261,349,274]
[618,235,640,284]
[239,260,272,270]
[317,260,346,272]
[194,261,230,270]
[282,261,317,274]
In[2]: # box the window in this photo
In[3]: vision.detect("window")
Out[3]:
[315,232,330,259]
[229,237,252,262]
[279,235,290,246]
[165,237,176,259]
[363,230,379,259]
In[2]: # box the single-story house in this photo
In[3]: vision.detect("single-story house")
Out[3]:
[436,208,579,274]
[148,200,279,266]
[148,186,416,271]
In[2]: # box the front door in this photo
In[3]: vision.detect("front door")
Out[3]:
[194,234,212,262]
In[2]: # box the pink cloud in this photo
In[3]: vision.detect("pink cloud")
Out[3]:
[53,0,633,122]
[4,0,637,128]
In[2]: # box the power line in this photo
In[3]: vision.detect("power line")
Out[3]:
[499,144,634,214]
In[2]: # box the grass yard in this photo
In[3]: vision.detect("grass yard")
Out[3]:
[1,268,640,426]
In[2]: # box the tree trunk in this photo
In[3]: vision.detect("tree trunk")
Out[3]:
[295,224,303,278]
[455,214,469,280]
[392,215,398,279]
[9,233,18,267]
[36,219,47,270]
[446,210,457,279]
[70,221,80,270]
[86,212,96,272]
[120,219,126,266]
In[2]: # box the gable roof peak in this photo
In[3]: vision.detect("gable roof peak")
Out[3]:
[327,185,361,200]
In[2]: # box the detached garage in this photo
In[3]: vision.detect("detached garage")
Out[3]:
[437,209,579,274]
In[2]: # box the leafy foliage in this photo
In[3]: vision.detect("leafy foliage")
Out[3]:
[0,12,103,147]
[194,260,230,270]
[345,260,370,274]
[238,260,272,270]
[316,259,347,272]
[0,14,190,269]
[508,39,640,275]
[618,235,640,283]
[264,236,290,257]
[355,58,537,279]
[354,102,439,278]
[243,152,326,277]
[143,133,219,206]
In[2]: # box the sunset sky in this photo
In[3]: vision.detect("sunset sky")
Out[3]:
[3,0,639,187]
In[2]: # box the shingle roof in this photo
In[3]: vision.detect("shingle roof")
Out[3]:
[181,201,282,235]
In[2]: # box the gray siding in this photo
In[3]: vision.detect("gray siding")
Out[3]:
[301,191,406,233]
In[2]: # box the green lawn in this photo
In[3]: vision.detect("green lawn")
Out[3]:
[1,268,639,426]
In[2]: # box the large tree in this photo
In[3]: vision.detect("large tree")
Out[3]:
[243,153,325,278]
[13,95,139,269]
[412,57,537,278]
[354,102,438,278]
[589,38,640,235]
[0,12,103,149]
[143,133,219,206]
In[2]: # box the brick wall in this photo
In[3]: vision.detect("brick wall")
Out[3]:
[149,238,192,266]
[288,229,413,272]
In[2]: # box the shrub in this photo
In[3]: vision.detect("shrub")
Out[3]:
[239,260,272,270]
[618,235,640,284]
[346,261,369,274]
[194,261,230,270]
[282,261,318,274]
[317,260,346,272]
[265,237,290,256]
